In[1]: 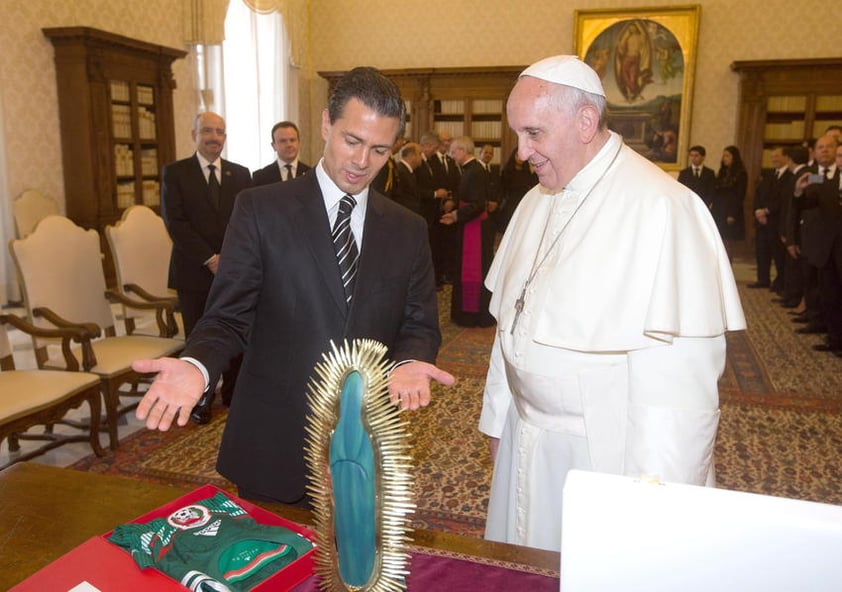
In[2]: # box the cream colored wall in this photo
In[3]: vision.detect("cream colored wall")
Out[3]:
[0,0,836,208]
[0,0,197,212]
[306,0,836,168]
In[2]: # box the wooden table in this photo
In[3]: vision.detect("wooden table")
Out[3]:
[0,463,559,590]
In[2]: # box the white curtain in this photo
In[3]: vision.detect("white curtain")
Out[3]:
[217,0,292,171]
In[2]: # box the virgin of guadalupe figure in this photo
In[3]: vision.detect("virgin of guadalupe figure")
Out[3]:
[614,20,654,102]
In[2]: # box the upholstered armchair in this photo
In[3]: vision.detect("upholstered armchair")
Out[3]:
[0,313,105,468]
[106,205,181,339]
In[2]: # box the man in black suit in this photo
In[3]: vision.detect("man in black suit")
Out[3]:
[135,67,455,506]
[677,145,716,208]
[434,130,462,196]
[793,135,836,336]
[160,111,252,423]
[478,143,503,233]
[392,141,422,213]
[749,147,788,291]
[778,146,810,308]
[794,136,842,353]
[252,121,310,186]
[415,131,451,227]
[431,131,461,284]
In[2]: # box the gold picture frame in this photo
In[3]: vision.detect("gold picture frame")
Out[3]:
[574,5,701,171]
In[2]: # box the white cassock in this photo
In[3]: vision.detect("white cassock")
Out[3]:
[479,131,746,552]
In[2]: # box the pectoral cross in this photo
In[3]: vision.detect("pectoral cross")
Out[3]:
[510,283,527,335]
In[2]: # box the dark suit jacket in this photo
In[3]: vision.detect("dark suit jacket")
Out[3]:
[753,168,787,236]
[252,160,311,186]
[415,156,444,226]
[183,172,441,502]
[677,165,716,208]
[161,154,252,295]
[481,162,502,202]
[392,160,421,213]
[783,164,814,247]
[430,152,461,197]
[800,169,842,268]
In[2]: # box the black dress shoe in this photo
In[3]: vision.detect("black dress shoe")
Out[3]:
[747,282,771,289]
[780,300,801,308]
[791,315,810,324]
[795,323,827,334]
[813,343,842,353]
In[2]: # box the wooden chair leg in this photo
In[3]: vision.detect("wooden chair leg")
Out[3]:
[86,386,106,457]
[102,382,121,451]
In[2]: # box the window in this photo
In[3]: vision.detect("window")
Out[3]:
[198,1,292,171]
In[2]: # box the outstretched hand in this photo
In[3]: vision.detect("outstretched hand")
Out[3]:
[388,360,456,411]
[133,357,206,431]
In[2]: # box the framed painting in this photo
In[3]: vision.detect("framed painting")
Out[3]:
[574,5,701,171]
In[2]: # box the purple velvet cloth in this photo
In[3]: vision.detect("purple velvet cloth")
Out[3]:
[291,548,559,591]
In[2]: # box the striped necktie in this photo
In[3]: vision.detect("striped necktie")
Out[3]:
[332,194,359,307]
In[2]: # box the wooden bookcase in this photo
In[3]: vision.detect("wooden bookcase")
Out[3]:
[732,58,842,177]
[319,66,523,165]
[731,58,842,242]
[43,27,186,232]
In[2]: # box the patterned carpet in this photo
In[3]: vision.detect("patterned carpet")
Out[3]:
[70,276,842,538]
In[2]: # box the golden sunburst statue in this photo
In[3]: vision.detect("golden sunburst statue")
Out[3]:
[303,339,415,591]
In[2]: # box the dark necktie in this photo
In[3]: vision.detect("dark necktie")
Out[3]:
[284,163,293,181]
[332,195,359,307]
[440,154,448,173]
[207,164,221,209]
[694,167,700,178]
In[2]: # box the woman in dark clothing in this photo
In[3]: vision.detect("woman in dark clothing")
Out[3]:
[712,145,747,261]
[498,148,539,234]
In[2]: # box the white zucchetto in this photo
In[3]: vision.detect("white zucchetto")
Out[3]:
[520,55,606,98]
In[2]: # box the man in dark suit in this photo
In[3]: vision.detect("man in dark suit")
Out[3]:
[431,131,461,285]
[160,111,252,423]
[478,143,503,233]
[391,141,422,213]
[794,136,842,353]
[135,67,455,506]
[677,145,716,208]
[778,146,809,308]
[252,121,310,186]
[415,131,451,227]
[749,147,788,291]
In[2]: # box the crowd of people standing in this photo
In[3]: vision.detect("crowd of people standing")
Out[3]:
[677,126,842,360]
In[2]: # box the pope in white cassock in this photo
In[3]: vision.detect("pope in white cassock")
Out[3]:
[479,55,746,552]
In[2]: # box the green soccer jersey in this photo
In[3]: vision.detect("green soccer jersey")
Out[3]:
[109,492,313,591]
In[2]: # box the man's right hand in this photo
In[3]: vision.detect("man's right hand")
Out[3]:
[133,357,206,431]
